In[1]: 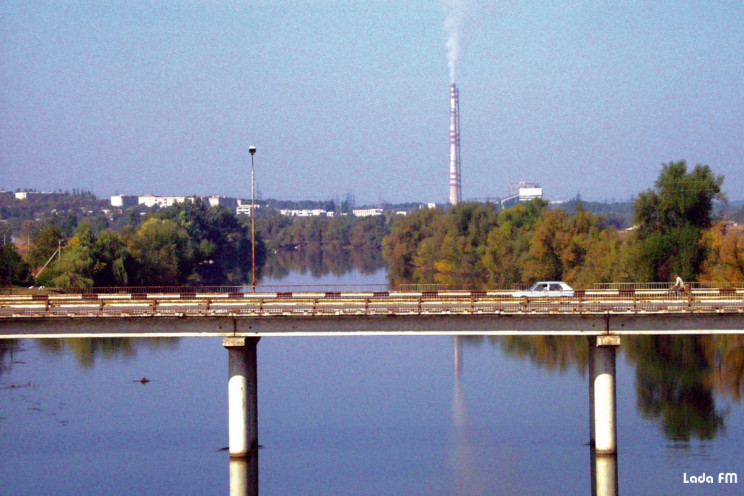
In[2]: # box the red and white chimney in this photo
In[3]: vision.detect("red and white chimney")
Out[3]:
[449,83,462,205]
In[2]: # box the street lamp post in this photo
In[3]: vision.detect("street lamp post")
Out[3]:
[249,146,256,292]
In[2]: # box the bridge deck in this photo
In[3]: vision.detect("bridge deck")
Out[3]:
[1,289,743,338]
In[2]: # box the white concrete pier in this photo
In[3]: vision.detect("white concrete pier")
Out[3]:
[224,337,260,458]
[592,336,620,455]
[587,335,596,445]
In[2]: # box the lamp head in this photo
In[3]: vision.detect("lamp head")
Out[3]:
[249,146,256,156]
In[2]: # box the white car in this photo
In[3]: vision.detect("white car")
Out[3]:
[512,281,574,298]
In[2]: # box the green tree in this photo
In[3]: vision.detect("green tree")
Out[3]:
[26,226,63,271]
[320,216,351,251]
[522,205,624,285]
[36,223,96,288]
[349,216,388,250]
[383,207,445,284]
[572,227,627,286]
[523,208,567,281]
[126,218,193,286]
[0,243,30,287]
[483,200,547,285]
[200,204,259,284]
[255,209,293,251]
[157,199,261,284]
[93,229,132,286]
[42,244,94,288]
[432,202,499,287]
[481,200,621,287]
[627,160,724,281]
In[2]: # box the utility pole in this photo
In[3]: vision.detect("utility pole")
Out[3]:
[249,146,257,292]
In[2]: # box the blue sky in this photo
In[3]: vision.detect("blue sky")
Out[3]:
[2,1,742,205]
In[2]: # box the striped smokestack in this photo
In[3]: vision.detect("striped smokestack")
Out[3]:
[449,83,462,205]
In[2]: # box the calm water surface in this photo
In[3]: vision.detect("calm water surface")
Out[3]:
[1,268,743,495]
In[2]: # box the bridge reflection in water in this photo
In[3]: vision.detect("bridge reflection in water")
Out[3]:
[450,337,619,496]
[592,449,619,496]
[230,453,259,496]
[226,338,619,496]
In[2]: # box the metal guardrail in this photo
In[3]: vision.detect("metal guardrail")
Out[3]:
[592,282,744,290]
[10,280,714,296]
[2,284,393,296]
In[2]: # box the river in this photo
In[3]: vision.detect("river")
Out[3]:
[1,267,743,495]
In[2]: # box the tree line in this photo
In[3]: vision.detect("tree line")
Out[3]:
[1,201,394,289]
[3,159,743,290]
[383,160,741,288]
[257,210,391,252]
[2,199,264,288]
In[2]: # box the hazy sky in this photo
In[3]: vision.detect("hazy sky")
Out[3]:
[2,1,742,205]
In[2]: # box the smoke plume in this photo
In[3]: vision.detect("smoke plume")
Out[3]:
[442,0,475,83]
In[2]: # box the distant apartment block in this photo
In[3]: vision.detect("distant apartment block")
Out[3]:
[136,195,187,208]
[279,209,329,217]
[110,195,138,208]
[11,191,60,200]
[109,195,397,219]
[237,200,260,216]
[352,208,383,217]
[112,194,238,210]
[207,196,238,210]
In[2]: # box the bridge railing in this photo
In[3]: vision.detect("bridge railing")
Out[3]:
[4,281,743,300]
[2,287,744,318]
[592,282,744,290]
[394,283,532,292]
[6,282,531,296]
[8,284,394,295]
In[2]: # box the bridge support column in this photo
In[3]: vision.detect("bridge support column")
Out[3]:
[587,336,596,446]
[593,336,620,455]
[224,337,260,458]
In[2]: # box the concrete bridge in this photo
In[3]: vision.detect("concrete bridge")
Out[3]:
[1,287,743,337]
[2,287,743,495]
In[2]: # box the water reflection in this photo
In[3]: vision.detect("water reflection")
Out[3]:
[0,339,21,379]
[453,336,462,379]
[481,334,744,443]
[448,336,489,495]
[456,336,620,495]
[624,335,729,441]
[38,338,180,368]
[496,335,590,374]
[591,448,618,496]
[229,451,259,496]
[263,245,385,281]
[4,325,742,494]
[451,336,620,495]
[15,332,744,448]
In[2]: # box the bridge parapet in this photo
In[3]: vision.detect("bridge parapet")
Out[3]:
[2,289,744,321]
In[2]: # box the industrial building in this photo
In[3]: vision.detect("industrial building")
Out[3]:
[500,182,544,208]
